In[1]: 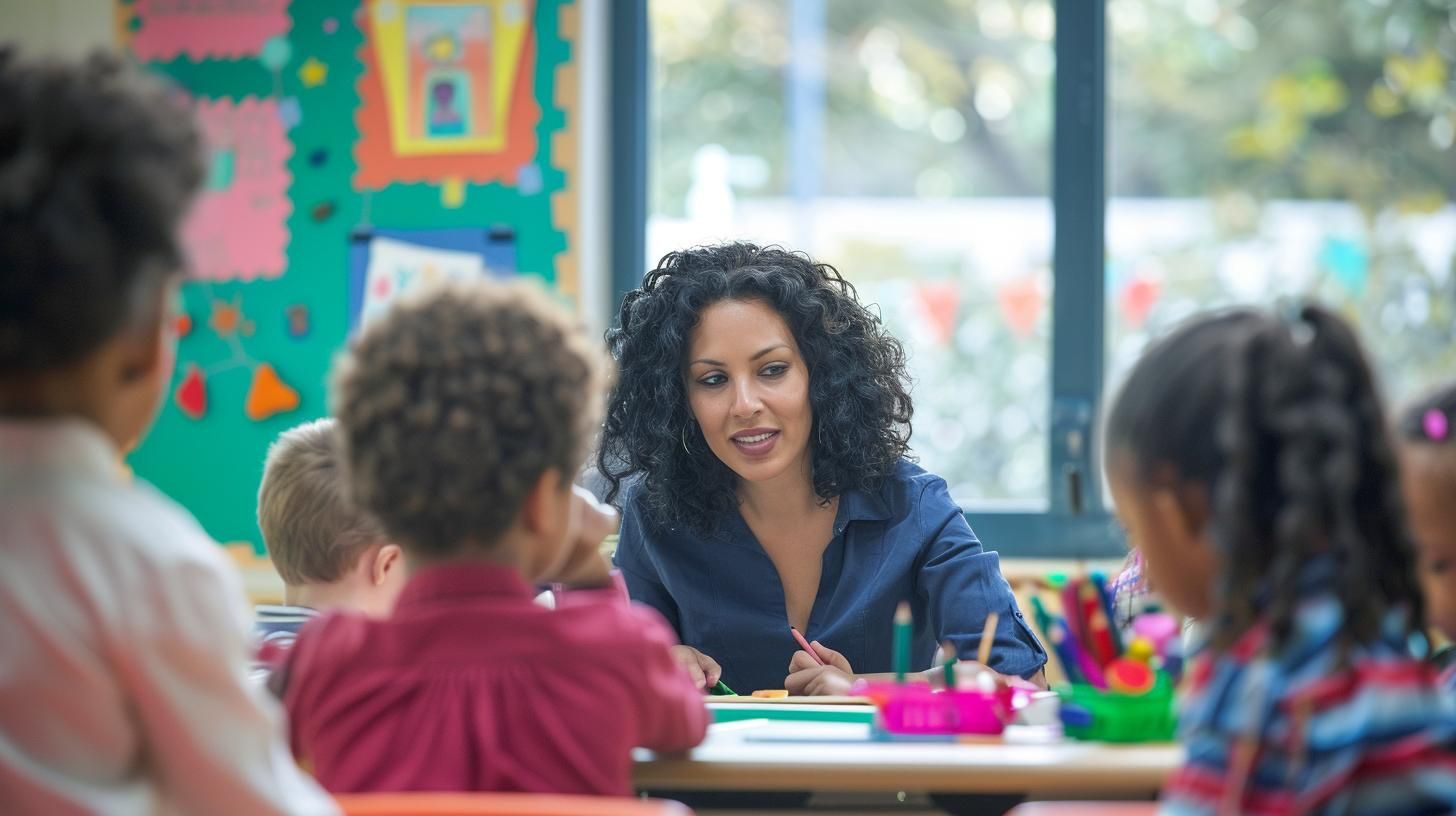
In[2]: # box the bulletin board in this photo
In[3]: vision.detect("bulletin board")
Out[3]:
[116,0,586,551]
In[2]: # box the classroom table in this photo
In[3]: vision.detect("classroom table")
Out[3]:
[633,709,1184,796]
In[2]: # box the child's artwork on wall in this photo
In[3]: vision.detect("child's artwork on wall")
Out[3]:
[185,98,293,281]
[121,0,293,61]
[354,0,539,188]
[348,227,518,331]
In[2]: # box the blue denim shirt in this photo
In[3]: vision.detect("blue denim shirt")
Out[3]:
[614,459,1047,693]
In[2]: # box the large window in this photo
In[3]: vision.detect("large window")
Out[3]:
[648,1,1056,507]
[1107,0,1456,394]
[619,0,1456,555]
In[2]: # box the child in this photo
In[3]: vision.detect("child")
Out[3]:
[1398,382,1456,689]
[0,51,333,813]
[256,417,407,651]
[279,280,708,795]
[1103,304,1456,814]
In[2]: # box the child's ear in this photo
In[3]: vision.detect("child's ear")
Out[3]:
[520,468,570,537]
[372,543,402,585]
[117,313,167,385]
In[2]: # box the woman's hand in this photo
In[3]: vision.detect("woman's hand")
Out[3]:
[785,640,856,696]
[670,644,722,691]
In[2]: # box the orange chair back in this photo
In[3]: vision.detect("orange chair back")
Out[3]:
[1004,804,1158,816]
[334,792,693,816]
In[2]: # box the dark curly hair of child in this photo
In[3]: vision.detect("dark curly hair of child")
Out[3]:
[333,280,608,558]
[0,49,202,375]
[1105,303,1423,656]
[597,242,913,533]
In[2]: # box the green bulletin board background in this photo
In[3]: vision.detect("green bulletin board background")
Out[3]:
[122,0,576,551]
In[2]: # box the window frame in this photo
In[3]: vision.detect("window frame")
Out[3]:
[610,0,1125,558]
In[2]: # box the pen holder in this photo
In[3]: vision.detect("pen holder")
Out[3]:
[1056,675,1177,742]
[851,680,1020,735]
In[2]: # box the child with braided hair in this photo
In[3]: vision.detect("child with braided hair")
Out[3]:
[1103,304,1456,815]
[1398,382,1456,692]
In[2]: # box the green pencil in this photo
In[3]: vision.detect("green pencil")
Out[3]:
[893,600,911,682]
[941,640,957,689]
[709,679,736,696]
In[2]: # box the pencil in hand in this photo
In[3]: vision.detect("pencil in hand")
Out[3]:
[790,625,825,666]
[976,611,999,667]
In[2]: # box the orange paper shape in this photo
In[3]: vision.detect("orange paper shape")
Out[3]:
[175,364,207,419]
[1120,276,1161,329]
[245,363,300,421]
[996,277,1045,339]
[209,298,243,337]
[913,281,960,347]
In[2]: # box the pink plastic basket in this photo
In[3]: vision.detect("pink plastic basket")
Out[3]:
[852,680,1018,735]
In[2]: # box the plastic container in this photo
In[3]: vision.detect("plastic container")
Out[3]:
[851,680,1021,735]
[1056,675,1177,742]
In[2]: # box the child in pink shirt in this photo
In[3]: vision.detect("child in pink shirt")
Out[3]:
[278,280,708,795]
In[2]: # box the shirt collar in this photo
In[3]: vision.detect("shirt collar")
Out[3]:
[834,481,894,526]
[395,562,535,610]
[0,418,120,481]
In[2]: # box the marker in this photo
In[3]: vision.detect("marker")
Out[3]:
[1089,571,1124,657]
[789,625,825,666]
[893,601,912,682]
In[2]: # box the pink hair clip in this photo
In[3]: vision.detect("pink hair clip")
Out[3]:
[1424,409,1450,442]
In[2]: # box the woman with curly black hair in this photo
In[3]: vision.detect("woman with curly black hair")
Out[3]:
[599,242,1046,695]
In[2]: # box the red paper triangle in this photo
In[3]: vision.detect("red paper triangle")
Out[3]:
[175,364,206,420]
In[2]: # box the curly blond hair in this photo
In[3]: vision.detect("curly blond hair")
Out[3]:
[332,280,607,556]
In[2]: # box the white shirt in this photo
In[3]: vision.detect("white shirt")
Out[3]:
[0,419,336,815]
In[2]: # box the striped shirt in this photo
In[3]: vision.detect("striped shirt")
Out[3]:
[1161,560,1456,815]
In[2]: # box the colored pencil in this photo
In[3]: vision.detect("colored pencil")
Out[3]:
[893,601,912,682]
[709,678,737,695]
[976,612,999,667]
[1060,579,1088,649]
[1081,581,1117,666]
[789,625,825,666]
[941,640,957,688]
[1046,621,1086,685]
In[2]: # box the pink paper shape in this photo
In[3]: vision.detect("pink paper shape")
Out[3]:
[183,98,292,282]
[128,0,292,61]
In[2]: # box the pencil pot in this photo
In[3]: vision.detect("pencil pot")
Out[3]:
[852,681,1012,735]
[1056,676,1177,742]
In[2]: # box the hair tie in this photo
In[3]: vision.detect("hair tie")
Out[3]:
[1276,299,1314,346]
[1423,408,1450,442]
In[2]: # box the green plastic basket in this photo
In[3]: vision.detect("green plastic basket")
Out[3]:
[1056,676,1177,743]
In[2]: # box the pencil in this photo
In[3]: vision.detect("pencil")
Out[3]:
[976,612,999,667]
[941,640,957,688]
[893,601,912,682]
[789,625,825,666]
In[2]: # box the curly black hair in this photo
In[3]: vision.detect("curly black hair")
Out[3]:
[1104,303,1422,658]
[597,242,913,533]
[0,49,203,374]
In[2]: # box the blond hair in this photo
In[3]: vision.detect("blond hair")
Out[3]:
[257,417,387,585]
[333,279,608,557]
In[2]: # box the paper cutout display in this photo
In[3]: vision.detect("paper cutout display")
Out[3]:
[1319,237,1369,296]
[286,305,311,339]
[1119,276,1161,329]
[246,363,301,421]
[913,281,960,348]
[125,0,292,62]
[355,0,540,189]
[996,276,1046,340]
[360,237,488,328]
[298,57,328,88]
[175,365,207,419]
[185,99,292,282]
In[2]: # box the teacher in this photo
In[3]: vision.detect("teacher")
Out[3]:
[598,242,1047,695]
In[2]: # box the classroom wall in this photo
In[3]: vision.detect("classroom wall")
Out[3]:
[32,0,589,553]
